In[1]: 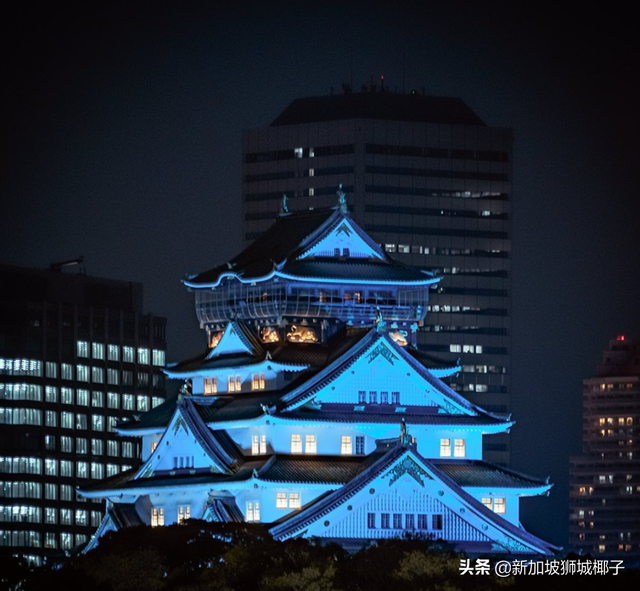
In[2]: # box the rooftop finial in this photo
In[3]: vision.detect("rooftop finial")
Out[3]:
[375,306,386,332]
[337,184,347,214]
[400,418,413,446]
[280,193,289,215]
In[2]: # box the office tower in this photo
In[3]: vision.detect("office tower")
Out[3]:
[569,335,640,559]
[242,89,512,465]
[0,263,167,563]
[81,205,553,556]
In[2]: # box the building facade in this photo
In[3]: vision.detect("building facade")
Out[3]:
[242,89,513,466]
[0,264,167,563]
[81,205,554,556]
[569,335,640,559]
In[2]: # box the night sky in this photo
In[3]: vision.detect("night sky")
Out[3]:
[2,2,639,548]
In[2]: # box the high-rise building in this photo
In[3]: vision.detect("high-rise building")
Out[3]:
[569,335,640,559]
[0,263,168,563]
[242,89,512,465]
[81,206,554,556]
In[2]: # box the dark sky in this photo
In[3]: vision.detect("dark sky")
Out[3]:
[2,2,639,548]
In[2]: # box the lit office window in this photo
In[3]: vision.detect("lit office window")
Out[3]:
[137,395,149,412]
[45,484,57,500]
[45,386,58,403]
[123,347,134,363]
[60,461,73,477]
[152,350,165,366]
[91,367,104,384]
[61,388,73,404]
[107,369,119,385]
[45,410,57,427]
[76,510,88,526]
[440,439,451,457]
[122,394,134,411]
[45,459,57,477]
[61,364,73,380]
[106,464,118,477]
[76,462,88,479]
[91,391,104,407]
[91,415,103,431]
[107,345,119,361]
[92,343,104,360]
[77,341,89,358]
[60,485,72,501]
[60,437,73,453]
[61,412,74,429]
[45,362,57,378]
[45,508,57,524]
[91,463,104,479]
[76,389,89,406]
[122,442,133,458]
[107,392,119,409]
[77,365,89,382]
[91,439,103,456]
[137,348,149,365]
[107,441,118,457]
[76,438,88,454]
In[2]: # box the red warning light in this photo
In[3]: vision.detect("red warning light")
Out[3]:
[617,335,626,341]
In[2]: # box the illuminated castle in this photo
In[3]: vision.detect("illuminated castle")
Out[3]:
[81,192,555,555]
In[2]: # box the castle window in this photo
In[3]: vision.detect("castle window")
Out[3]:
[228,376,242,392]
[454,439,466,458]
[367,513,376,529]
[358,391,366,403]
[151,508,164,527]
[177,505,190,524]
[432,514,443,530]
[252,435,260,455]
[252,374,265,391]
[482,497,493,510]
[369,391,377,404]
[276,493,287,508]
[289,493,301,509]
[334,248,340,257]
[380,391,389,404]
[305,434,317,454]
[493,498,506,514]
[291,434,302,454]
[343,248,351,258]
[341,435,353,455]
[246,502,260,522]
[260,434,267,454]
[381,513,390,529]
[355,436,365,455]
[204,378,217,395]
[391,391,400,404]
[393,513,403,529]
[405,514,415,529]
[440,439,451,457]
